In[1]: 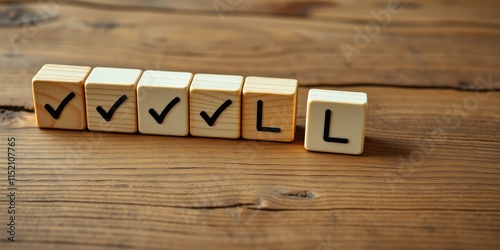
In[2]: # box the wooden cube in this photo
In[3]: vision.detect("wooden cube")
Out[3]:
[189,74,244,139]
[242,77,298,142]
[137,70,193,136]
[304,89,367,155]
[85,67,142,133]
[32,64,91,130]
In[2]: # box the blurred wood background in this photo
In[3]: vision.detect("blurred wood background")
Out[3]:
[0,0,499,249]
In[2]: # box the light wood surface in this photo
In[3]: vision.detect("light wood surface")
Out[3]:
[0,0,499,249]
[305,89,368,155]
[242,77,298,142]
[85,67,142,133]
[32,64,91,130]
[190,74,244,139]
[137,70,193,136]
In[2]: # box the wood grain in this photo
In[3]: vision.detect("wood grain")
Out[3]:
[1,86,499,249]
[0,0,499,249]
[137,70,193,136]
[1,1,500,109]
[58,0,500,23]
[189,74,243,139]
[84,67,142,133]
[242,77,298,142]
[32,64,91,130]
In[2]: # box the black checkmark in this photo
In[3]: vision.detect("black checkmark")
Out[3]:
[200,99,232,127]
[148,97,181,124]
[96,95,128,122]
[44,92,76,119]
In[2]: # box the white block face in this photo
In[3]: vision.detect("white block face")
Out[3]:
[137,71,193,136]
[189,74,244,139]
[242,77,298,142]
[85,67,143,133]
[304,89,368,155]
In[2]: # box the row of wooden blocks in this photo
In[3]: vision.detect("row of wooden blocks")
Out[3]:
[32,64,367,154]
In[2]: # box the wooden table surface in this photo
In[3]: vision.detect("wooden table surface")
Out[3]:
[1,0,499,249]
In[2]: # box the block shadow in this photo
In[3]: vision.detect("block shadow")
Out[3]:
[293,125,412,157]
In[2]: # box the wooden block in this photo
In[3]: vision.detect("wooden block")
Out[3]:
[137,70,193,136]
[85,67,142,133]
[189,74,244,139]
[242,77,298,142]
[304,89,368,155]
[32,64,91,130]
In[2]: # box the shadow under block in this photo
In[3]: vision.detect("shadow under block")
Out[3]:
[189,74,244,139]
[32,64,92,130]
[85,67,142,133]
[242,77,298,142]
[304,89,368,155]
[137,71,193,136]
